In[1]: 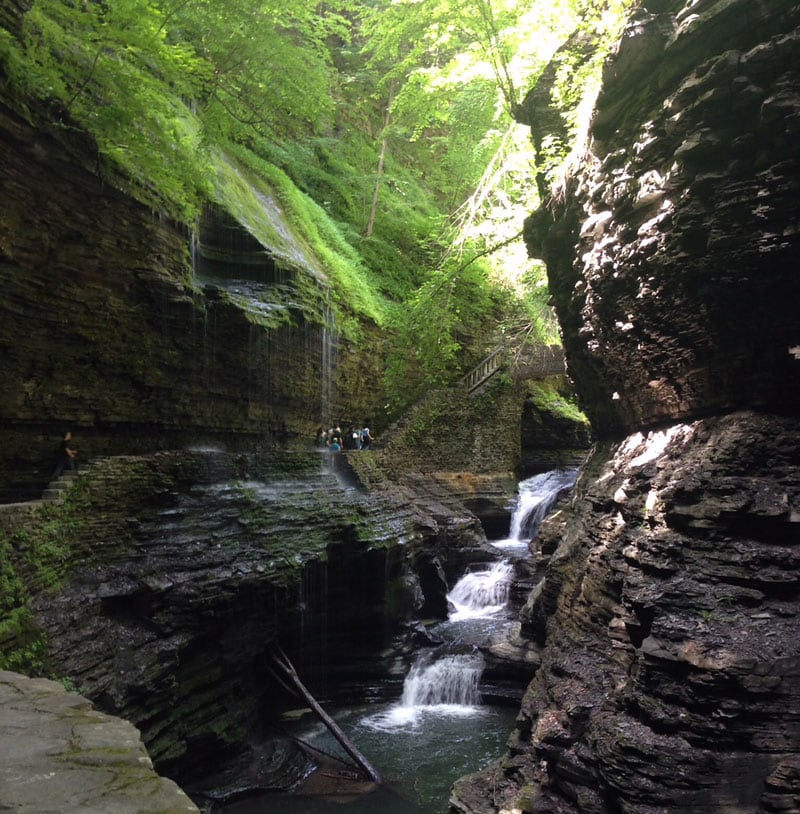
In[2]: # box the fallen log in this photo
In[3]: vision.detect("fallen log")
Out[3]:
[270,644,383,785]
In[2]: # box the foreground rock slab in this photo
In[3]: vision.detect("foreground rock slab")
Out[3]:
[0,670,198,814]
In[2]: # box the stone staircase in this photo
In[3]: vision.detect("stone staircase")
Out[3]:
[459,343,566,396]
[41,470,80,503]
[0,470,82,516]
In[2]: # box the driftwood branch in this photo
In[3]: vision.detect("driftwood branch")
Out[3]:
[270,644,383,785]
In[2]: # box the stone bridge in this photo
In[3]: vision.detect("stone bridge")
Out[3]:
[460,344,565,394]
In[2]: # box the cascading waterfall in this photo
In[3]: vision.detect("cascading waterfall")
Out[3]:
[447,560,514,621]
[506,467,579,544]
[400,654,483,707]
[378,562,512,721]
[242,468,582,813]
[320,297,337,423]
[384,469,580,720]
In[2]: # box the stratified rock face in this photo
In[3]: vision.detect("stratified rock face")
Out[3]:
[449,2,800,812]
[452,411,800,813]
[0,85,376,499]
[525,0,800,438]
[8,448,491,787]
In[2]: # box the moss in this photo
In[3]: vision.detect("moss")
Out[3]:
[0,604,50,675]
[212,288,294,331]
[528,380,588,425]
[345,453,389,491]
[0,489,88,676]
[214,147,387,334]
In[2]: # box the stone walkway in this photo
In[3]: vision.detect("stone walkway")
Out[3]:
[0,670,199,813]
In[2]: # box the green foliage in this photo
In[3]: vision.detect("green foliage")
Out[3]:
[0,535,26,613]
[173,0,347,143]
[0,496,87,676]
[520,263,562,345]
[5,0,214,218]
[0,534,48,675]
[529,380,588,424]
[220,143,388,332]
[384,253,501,411]
[537,0,635,182]
[1,0,637,404]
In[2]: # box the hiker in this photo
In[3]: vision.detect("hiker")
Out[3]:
[327,433,342,469]
[51,430,78,479]
[346,425,362,450]
[361,423,374,450]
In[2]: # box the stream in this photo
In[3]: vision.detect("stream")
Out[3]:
[218,469,577,814]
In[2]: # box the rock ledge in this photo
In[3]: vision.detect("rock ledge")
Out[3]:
[0,670,198,814]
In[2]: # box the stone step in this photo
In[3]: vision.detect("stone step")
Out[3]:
[42,471,80,501]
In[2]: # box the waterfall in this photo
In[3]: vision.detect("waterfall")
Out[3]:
[364,472,579,735]
[320,297,337,422]
[447,561,514,621]
[507,468,578,543]
[400,654,483,707]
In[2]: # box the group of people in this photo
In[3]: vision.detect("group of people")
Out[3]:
[315,423,374,456]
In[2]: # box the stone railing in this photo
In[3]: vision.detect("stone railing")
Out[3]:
[460,344,565,394]
[460,349,504,393]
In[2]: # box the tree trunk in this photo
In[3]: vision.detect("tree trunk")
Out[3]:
[271,645,383,785]
[365,84,395,238]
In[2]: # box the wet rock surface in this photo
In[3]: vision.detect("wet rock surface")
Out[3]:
[2,0,798,810]
[0,80,383,502]
[452,0,800,809]
[3,447,506,791]
[0,669,198,813]
[453,411,800,813]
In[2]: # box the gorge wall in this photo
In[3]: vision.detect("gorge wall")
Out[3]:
[4,0,799,810]
[0,77,386,502]
[0,444,503,798]
[452,1,800,812]
[0,8,589,804]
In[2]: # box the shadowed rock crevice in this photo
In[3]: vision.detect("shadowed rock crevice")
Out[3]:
[451,0,800,811]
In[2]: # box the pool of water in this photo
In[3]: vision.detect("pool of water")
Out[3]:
[220,700,517,814]
[209,469,578,814]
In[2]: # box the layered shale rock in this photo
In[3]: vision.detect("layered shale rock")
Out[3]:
[3,447,498,789]
[454,412,800,813]
[0,80,384,502]
[523,0,800,437]
[452,1,800,811]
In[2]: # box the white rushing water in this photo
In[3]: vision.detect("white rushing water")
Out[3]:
[401,654,483,707]
[364,469,579,734]
[494,467,578,550]
[447,560,514,621]
[363,653,485,730]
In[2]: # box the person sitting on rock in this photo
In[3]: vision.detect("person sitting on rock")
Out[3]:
[51,430,78,479]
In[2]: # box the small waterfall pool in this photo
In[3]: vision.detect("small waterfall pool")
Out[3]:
[217,469,576,814]
[225,702,517,813]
